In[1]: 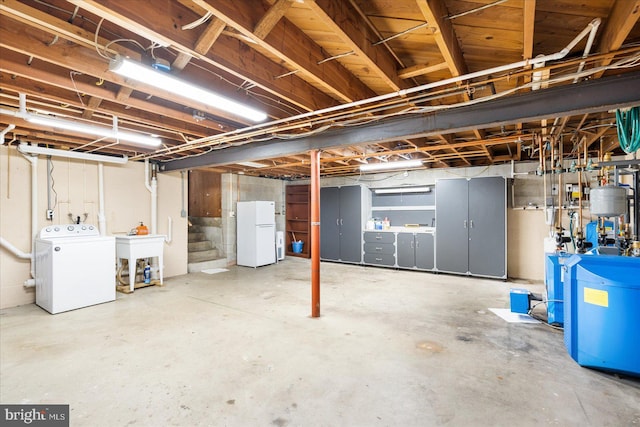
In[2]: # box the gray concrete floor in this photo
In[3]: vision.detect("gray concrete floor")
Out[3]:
[1,257,639,426]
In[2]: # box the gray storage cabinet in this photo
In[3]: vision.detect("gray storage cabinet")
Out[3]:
[435,177,506,278]
[363,232,395,266]
[320,185,364,263]
[397,232,435,270]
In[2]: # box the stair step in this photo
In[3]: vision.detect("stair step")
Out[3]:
[187,257,228,273]
[188,248,220,263]
[188,240,213,252]
[188,232,206,242]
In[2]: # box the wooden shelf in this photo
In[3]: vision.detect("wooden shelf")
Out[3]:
[285,184,312,258]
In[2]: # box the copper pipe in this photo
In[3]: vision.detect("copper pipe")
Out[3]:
[556,137,563,230]
[578,170,583,232]
[310,149,321,318]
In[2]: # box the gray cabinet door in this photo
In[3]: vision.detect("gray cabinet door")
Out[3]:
[396,233,415,268]
[339,185,362,263]
[415,233,435,270]
[436,179,469,274]
[468,177,506,278]
[320,187,340,260]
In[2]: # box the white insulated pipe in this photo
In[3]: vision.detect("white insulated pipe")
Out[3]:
[11,148,39,285]
[165,216,172,243]
[531,55,546,91]
[574,18,601,83]
[0,124,15,145]
[0,237,31,259]
[144,159,158,234]
[144,159,160,279]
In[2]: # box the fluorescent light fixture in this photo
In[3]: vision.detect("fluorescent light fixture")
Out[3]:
[18,143,128,164]
[27,115,161,147]
[374,186,431,194]
[237,161,268,168]
[110,56,268,123]
[360,159,423,172]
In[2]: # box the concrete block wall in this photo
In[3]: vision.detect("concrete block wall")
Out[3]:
[221,174,285,265]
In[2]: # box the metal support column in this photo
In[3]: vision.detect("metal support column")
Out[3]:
[310,149,321,317]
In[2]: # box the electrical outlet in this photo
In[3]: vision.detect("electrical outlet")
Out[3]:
[46,209,54,220]
[229,211,235,218]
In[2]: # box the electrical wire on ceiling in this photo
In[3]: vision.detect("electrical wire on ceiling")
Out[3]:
[139,50,640,162]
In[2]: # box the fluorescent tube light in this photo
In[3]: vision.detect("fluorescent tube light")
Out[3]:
[360,159,423,172]
[374,186,431,194]
[18,143,128,164]
[237,161,269,168]
[27,115,161,147]
[110,56,268,123]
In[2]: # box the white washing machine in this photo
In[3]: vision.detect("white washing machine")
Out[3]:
[35,224,115,314]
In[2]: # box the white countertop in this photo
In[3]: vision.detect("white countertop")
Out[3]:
[115,234,166,241]
[364,226,435,233]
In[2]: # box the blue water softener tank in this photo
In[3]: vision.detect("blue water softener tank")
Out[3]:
[563,254,640,376]
[545,254,567,326]
[585,220,613,248]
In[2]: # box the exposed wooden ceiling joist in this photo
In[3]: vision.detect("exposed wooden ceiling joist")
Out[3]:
[192,0,377,103]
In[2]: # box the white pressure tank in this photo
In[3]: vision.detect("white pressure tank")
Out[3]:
[590,185,626,217]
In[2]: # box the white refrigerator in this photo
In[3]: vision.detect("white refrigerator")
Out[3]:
[237,201,276,267]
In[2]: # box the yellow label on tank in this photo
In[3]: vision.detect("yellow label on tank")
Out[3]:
[584,287,608,307]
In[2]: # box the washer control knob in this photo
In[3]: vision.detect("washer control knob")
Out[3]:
[82,226,86,230]
[88,226,94,230]
[54,227,60,232]
[67,225,74,232]
[45,228,51,232]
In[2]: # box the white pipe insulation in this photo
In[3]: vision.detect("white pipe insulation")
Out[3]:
[574,18,601,83]
[144,159,158,234]
[165,216,172,243]
[0,145,37,286]
[0,124,15,145]
[144,159,160,279]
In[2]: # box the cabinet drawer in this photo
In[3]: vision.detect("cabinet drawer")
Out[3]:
[363,242,395,255]
[363,232,395,243]
[364,253,395,266]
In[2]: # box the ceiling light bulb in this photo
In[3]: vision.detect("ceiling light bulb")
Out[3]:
[110,56,268,123]
[359,159,423,172]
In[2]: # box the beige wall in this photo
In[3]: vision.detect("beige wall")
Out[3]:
[507,209,547,281]
[0,146,187,309]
